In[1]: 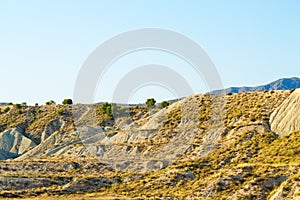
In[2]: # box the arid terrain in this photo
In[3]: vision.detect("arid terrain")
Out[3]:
[0,89,299,199]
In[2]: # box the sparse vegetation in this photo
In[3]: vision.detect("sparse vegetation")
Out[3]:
[62,98,73,105]
[160,100,169,108]
[57,108,65,115]
[0,90,299,199]
[22,102,27,107]
[145,98,156,108]
[45,100,56,105]
[14,103,22,109]
[2,107,10,113]
[96,102,113,118]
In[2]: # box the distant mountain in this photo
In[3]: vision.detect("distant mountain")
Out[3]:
[211,77,300,94]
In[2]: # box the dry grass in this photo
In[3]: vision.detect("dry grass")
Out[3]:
[0,90,299,199]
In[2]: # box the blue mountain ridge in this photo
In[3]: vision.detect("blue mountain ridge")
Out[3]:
[210,77,300,94]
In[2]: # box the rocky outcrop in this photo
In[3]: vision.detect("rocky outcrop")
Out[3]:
[0,128,36,160]
[40,119,63,142]
[16,130,80,160]
[270,89,300,136]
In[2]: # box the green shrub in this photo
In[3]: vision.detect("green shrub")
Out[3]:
[146,98,156,108]
[57,108,64,115]
[62,98,73,105]
[3,107,10,113]
[14,103,22,109]
[106,105,112,117]
[46,100,56,105]
[160,100,169,108]
[97,102,113,118]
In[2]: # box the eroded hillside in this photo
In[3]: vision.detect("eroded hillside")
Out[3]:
[0,89,299,199]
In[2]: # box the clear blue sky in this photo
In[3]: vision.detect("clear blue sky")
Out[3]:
[1,0,300,104]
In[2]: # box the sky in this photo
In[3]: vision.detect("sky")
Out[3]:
[0,0,300,105]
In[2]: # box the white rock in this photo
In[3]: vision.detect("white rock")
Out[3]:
[270,89,300,136]
[0,128,36,160]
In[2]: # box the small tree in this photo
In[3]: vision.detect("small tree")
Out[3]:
[106,105,112,117]
[160,101,169,108]
[35,103,39,106]
[62,99,73,105]
[146,98,156,108]
[21,102,27,107]
[97,102,113,118]
[46,100,56,105]
[14,103,22,109]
